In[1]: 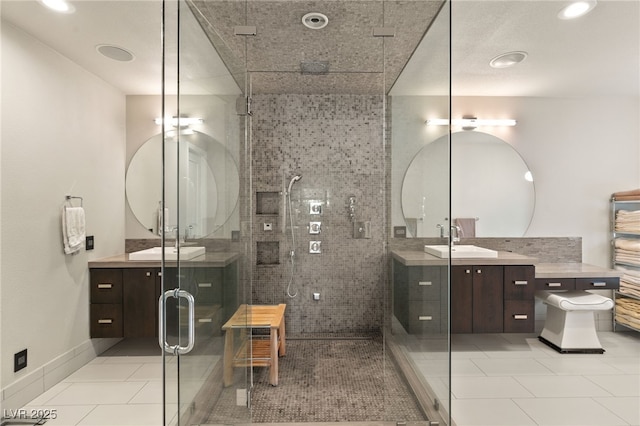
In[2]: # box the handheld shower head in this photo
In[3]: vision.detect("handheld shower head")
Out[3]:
[287,175,302,194]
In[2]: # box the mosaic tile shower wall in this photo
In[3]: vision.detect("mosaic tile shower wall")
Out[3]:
[251,94,386,335]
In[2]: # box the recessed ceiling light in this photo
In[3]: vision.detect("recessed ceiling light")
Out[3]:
[558,1,597,20]
[489,51,528,69]
[40,0,75,13]
[96,44,135,62]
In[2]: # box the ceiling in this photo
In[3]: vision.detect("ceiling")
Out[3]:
[2,0,638,97]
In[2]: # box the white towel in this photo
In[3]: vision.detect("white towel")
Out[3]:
[62,206,85,254]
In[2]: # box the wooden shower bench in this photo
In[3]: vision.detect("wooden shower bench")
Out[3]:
[222,304,286,386]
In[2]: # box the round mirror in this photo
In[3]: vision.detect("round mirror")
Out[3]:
[401,131,535,237]
[126,130,239,238]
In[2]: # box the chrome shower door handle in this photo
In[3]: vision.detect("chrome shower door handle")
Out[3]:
[158,289,196,355]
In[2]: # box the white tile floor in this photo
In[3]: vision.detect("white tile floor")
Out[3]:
[19,339,218,426]
[17,332,639,426]
[410,331,640,426]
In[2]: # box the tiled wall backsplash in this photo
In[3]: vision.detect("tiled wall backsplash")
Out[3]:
[250,94,386,336]
[389,237,582,263]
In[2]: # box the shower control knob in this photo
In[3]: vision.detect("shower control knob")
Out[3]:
[309,221,321,234]
[309,241,321,254]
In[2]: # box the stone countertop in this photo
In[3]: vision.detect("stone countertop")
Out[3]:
[88,252,241,268]
[534,262,623,279]
[391,251,622,279]
[391,250,537,266]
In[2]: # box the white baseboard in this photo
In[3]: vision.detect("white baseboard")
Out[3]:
[1,338,121,410]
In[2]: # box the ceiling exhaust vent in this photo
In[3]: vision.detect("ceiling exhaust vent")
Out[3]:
[300,61,329,75]
[302,12,328,29]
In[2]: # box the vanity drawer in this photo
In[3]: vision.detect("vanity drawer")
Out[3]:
[576,277,619,290]
[193,268,224,305]
[90,269,123,303]
[504,265,535,300]
[407,301,441,334]
[535,278,575,291]
[90,304,123,338]
[503,300,534,333]
[407,267,443,301]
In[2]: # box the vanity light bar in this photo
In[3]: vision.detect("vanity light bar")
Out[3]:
[425,118,517,128]
[154,117,204,127]
[40,0,75,13]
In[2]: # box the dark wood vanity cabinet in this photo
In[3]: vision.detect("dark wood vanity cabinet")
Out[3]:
[90,261,238,339]
[394,259,535,335]
[90,268,160,338]
[535,276,619,291]
[450,266,473,333]
[503,265,535,333]
[393,262,447,333]
[90,269,125,338]
[451,265,504,333]
[122,268,161,338]
[451,264,534,333]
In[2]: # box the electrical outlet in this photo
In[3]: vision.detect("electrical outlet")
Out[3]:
[14,349,27,372]
[86,235,94,250]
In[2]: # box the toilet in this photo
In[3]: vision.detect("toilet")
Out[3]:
[536,290,614,354]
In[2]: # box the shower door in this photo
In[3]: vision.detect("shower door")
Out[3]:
[160,0,251,424]
[388,1,453,425]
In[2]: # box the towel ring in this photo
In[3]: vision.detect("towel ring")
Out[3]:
[65,195,83,207]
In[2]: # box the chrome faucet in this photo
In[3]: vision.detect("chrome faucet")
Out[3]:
[450,225,461,246]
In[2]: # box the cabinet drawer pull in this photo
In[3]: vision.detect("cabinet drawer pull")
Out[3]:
[465,269,471,274]
[97,283,113,289]
[591,282,607,287]
[546,282,562,287]
[514,280,528,285]
[418,316,433,321]
[146,271,152,277]
[418,281,432,286]
[476,269,482,274]
[198,283,212,288]
[198,318,213,323]
[513,314,528,320]
[97,319,113,324]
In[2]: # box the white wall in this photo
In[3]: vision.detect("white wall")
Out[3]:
[0,21,126,401]
[392,95,640,267]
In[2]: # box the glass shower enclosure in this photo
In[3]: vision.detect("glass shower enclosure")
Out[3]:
[160,0,452,424]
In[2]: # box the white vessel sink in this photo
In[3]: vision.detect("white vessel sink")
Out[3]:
[424,245,498,259]
[129,246,206,261]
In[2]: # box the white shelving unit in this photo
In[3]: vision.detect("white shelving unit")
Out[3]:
[611,196,640,332]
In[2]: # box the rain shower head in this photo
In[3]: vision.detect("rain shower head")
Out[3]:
[300,60,329,75]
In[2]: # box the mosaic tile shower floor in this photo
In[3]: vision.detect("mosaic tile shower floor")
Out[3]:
[204,338,427,424]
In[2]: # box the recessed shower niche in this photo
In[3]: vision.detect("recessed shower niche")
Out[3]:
[256,191,280,215]
[256,241,280,265]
